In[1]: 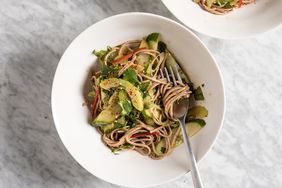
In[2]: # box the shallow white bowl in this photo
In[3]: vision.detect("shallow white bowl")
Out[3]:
[162,0,282,39]
[51,12,225,187]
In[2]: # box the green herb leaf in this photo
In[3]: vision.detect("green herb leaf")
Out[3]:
[122,68,139,85]
[100,66,118,77]
[93,49,108,58]
[139,82,150,96]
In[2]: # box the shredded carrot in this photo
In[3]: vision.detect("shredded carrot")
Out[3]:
[112,48,145,64]
[239,0,243,7]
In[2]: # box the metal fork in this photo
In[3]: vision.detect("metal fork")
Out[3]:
[161,65,204,188]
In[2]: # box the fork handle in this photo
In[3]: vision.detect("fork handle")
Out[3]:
[179,117,204,188]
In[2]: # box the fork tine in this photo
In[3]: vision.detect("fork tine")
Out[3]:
[160,69,164,78]
[164,67,171,83]
[174,64,183,84]
[168,66,177,86]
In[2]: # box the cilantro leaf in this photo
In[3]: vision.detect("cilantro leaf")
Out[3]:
[93,50,108,58]
[122,68,138,85]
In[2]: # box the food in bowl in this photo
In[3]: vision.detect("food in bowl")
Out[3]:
[87,33,208,159]
[194,0,255,15]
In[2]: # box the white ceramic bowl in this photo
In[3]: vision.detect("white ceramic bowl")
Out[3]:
[51,12,225,187]
[162,0,282,39]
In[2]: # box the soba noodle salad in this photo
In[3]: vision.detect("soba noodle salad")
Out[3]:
[88,33,208,159]
[194,0,255,15]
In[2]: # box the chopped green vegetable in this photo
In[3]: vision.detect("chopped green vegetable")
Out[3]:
[139,39,149,48]
[158,41,167,53]
[100,78,144,111]
[160,147,166,154]
[114,122,124,129]
[118,100,132,116]
[185,119,206,137]
[92,104,121,126]
[142,109,152,119]
[87,91,96,98]
[146,33,160,50]
[123,68,139,85]
[116,116,126,125]
[187,119,206,127]
[155,138,165,156]
[100,123,115,133]
[139,82,150,96]
[194,86,205,100]
[111,147,120,154]
[93,49,108,58]
[187,106,208,119]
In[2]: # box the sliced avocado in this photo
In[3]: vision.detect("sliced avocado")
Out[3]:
[100,78,120,89]
[187,106,208,119]
[108,91,119,106]
[100,78,144,111]
[139,39,149,49]
[146,33,160,50]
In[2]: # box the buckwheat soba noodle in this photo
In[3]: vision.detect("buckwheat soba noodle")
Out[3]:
[87,33,208,159]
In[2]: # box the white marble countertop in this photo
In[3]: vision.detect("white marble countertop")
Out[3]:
[1,0,282,188]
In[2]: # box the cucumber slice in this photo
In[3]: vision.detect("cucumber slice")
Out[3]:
[185,119,206,137]
[146,33,160,50]
[92,105,121,125]
[194,86,205,100]
[100,123,115,133]
[155,138,166,156]
[187,106,208,119]
[139,39,149,49]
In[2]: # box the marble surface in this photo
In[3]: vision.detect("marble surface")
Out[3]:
[1,0,282,187]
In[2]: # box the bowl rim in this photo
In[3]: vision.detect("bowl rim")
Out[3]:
[161,0,282,39]
[51,12,226,187]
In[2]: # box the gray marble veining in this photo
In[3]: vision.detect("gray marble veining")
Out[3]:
[1,0,282,188]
